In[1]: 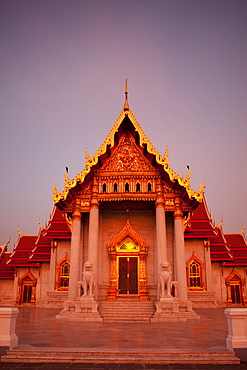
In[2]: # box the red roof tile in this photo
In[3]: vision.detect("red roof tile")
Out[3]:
[29,226,51,262]
[185,199,233,263]
[222,232,247,266]
[7,234,40,267]
[0,249,15,279]
[43,206,71,240]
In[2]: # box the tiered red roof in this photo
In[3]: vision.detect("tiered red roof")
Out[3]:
[0,243,15,279]
[42,206,71,240]
[2,207,71,270]
[30,207,71,262]
[7,234,39,267]
[223,232,247,266]
[29,227,51,262]
[210,226,232,262]
[185,198,233,263]
[185,198,218,239]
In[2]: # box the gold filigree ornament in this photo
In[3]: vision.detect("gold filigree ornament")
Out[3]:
[53,86,204,205]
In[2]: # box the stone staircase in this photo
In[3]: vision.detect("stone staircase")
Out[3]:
[99,298,155,322]
[1,346,240,364]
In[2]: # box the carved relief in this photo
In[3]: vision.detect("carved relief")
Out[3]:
[101,133,155,172]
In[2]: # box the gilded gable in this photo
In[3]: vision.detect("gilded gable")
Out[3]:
[101,133,156,173]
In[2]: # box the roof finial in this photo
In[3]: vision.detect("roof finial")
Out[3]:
[124,79,129,112]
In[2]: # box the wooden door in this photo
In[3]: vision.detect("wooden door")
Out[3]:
[118,257,138,295]
[230,283,242,304]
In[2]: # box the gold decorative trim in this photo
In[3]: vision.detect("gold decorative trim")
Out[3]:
[53,108,204,204]
[107,219,149,301]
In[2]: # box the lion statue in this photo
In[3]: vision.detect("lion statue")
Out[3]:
[78,261,95,297]
[159,261,172,297]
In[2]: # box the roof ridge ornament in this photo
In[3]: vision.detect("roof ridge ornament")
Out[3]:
[123,79,129,112]
[53,84,205,205]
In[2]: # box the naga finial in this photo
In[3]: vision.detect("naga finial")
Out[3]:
[198,180,206,198]
[217,215,224,228]
[64,169,69,187]
[163,145,169,166]
[84,148,91,165]
[123,78,129,112]
[185,165,191,183]
[53,182,58,196]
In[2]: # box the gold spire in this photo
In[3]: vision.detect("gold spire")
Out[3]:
[123,79,129,112]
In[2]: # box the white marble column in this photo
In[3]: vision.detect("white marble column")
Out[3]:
[68,198,81,301]
[49,240,57,291]
[155,179,167,295]
[174,197,188,301]
[88,180,99,298]
[204,239,212,291]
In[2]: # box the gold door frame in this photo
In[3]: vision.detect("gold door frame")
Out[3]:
[117,255,139,296]
[225,268,247,306]
[107,219,149,301]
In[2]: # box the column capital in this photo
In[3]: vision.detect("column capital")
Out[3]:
[51,239,58,250]
[174,196,183,219]
[155,178,165,208]
[90,196,99,209]
[72,198,81,221]
[204,239,210,250]
[90,178,99,209]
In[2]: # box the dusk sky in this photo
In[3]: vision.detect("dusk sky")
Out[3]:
[1,1,247,250]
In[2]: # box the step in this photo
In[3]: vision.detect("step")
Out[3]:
[1,346,240,364]
[99,300,155,322]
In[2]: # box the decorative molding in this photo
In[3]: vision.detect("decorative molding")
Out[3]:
[53,107,204,205]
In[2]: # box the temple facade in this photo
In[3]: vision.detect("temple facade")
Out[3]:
[0,85,247,321]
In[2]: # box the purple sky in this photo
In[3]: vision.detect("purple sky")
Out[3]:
[0,1,247,250]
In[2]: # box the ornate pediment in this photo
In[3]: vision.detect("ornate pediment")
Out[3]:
[101,133,156,173]
[108,219,148,254]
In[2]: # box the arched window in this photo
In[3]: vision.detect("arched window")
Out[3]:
[125,183,129,192]
[136,183,141,192]
[56,255,70,291]
[189,261,201,288]
[186,253,205,290]
[60,261,70,288]
[114,183,118,192]
[148,183,152,192]
[102,183,107,193]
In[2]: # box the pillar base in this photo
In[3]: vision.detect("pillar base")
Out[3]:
[56,297,102,322]
[225,308,247,351]
[151,298,199,322]
[0,308,19,349]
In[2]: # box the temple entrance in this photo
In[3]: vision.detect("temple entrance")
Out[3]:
[226,269,246,306]
[17,270,37,305]
[107,219,149,301]
[118,257,138,295]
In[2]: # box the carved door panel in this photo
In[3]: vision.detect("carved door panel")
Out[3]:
[230,283,242,304]
[22,284,32,303]
[118,257,138,295]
